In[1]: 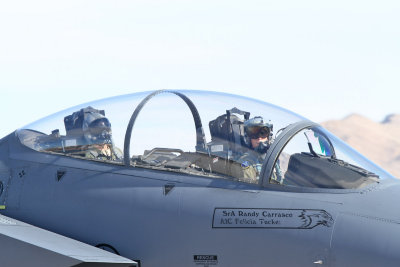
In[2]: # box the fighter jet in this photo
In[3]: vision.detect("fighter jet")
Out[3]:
[0,89,399,266]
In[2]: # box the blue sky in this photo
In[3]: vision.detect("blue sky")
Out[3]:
[1,0,399,138]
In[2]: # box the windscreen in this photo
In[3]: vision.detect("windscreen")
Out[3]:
[271,126,392,189]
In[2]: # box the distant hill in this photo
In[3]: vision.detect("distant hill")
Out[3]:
[321,114,400,178]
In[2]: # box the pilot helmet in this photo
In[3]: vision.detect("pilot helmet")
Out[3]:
[83,113,112,145]
[244,116,273,139]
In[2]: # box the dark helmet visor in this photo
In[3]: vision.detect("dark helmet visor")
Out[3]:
[245,116,272,139]
[89,118,112,144]
[247,126,270,139]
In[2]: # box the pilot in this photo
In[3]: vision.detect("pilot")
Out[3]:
[83,114,122,161]
[238,116,281,183]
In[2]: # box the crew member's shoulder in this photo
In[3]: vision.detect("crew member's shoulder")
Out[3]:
[85,149,100,159]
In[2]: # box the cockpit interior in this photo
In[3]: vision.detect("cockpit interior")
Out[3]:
[17,90,390,190]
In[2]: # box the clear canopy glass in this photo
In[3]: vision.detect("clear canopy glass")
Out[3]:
[16,90,394,188]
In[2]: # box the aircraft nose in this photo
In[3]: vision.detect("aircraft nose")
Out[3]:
[330,182,400,266]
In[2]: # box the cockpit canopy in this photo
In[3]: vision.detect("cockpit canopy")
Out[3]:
[16,90,393,190]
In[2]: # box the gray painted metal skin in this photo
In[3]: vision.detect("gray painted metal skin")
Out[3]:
[0,134,136,267]
[0,214,135,267]
[1,129,400,267]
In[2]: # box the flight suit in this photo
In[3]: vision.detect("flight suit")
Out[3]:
[85,145,122,161]
[237,150,283,184]
[237,150,265,184]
